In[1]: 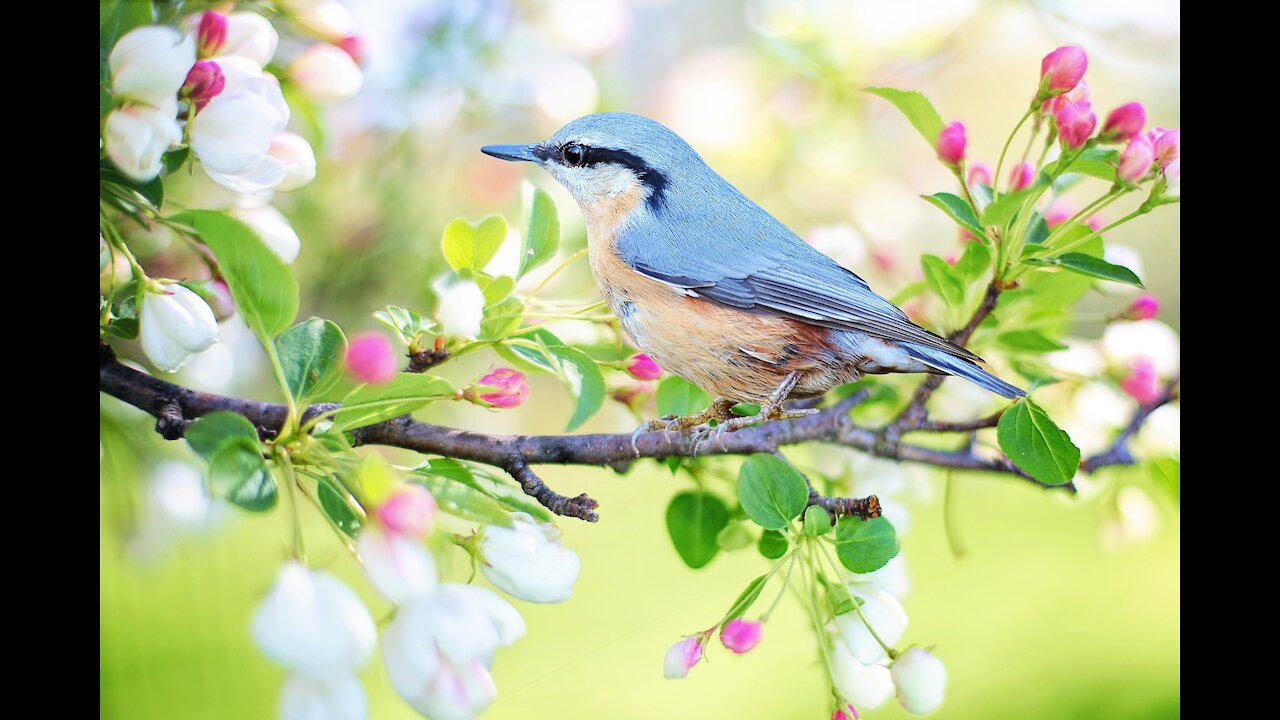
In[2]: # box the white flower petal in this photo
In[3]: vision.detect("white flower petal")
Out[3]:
[280,673,367,720]
[828,641,894,710]
[357,526,437,603]
[833,584,908,665]
[109,26,196,106]
[252,562,377,679]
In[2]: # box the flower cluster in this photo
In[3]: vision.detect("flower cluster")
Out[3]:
[102,4,367,372]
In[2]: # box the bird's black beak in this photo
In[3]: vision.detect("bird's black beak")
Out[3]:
[480,144,539,162]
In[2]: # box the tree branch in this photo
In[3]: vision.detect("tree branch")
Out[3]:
[1082,375,1179,472]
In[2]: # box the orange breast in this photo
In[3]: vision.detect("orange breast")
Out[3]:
[582,188,861,403]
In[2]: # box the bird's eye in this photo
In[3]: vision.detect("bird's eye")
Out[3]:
[562,143,588,167]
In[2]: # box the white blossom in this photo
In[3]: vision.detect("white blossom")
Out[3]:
[109,26,195,106]
[140,282,219,372]
[891,648,947,715]
[104,99,181,182]
[252,562,377,680]
[479,513,581,603]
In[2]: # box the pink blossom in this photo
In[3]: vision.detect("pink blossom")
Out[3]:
[1125,295,1159,320]
[1040,46,1087,95]
[719,619,762,654]
[197,11,228,58]
[477,369,528,409]
[180,60,225,110]
[663,636,704,679]
[1044,203,1074,228]
[378,485,439,539]
[935,122,966,166]
[1055,101,1096,149]
[1086,215,1105,231]
[967,163,992,188]
[345,332,398,385]
[626,353,662,381]
[1117,135,1155,182]
[337,35,367,65]
[1120,358,1161,404]
[1150,128,1180,170]
[1042,79,1089,117]
[1101,102,1146,142]
[832,705,859,720]
[1008,162,1034,191]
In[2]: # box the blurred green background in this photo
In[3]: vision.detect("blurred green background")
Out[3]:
[101,0,1180,718]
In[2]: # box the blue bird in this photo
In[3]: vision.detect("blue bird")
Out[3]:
[483,113,1023,435]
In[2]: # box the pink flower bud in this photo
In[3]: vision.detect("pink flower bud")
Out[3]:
[1086,215,1105,231]
[180,60,225,110]
[967,162,992,188]
[1150,128,1179,170]
[719,619,762,654]
[377,484,439,539]
[1101,102,1146,142]
[345,332,398,385]
[337,35,367,66]
[185,279,236,322]
[1124,295,1159,320]
[1055,101,1096,150]
[663,636,703,679]
[1043,203,1074,228]
[1041,79,1089,117]
[1120,358,1160,405]
[626,353,662,381]
[1008,162,1033,191]
[611,382,654,409]
[1117,135,1155,182]
[1040,45,1087,95]
[832,705,860,720]
[935,122,966,166]
[477,368,528,409]
[197,11,228,58]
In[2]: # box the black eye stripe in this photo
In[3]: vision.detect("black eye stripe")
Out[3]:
[555,145,669,211]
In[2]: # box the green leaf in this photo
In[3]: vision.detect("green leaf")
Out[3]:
[997,330,1069,353]
[997,398,1081,485]
[817,572,859,615]
[757,529,788,559]
[441,216,507,272]
[185,412,260,460]
[373,305,436,344]
[803,506,834,536]
[1046,147,1121,182]
[479,275,516,306]
[980,189,1030,229]
[497,329,565,375]
[172,211,298,340]
[479,296,525,341]
[163,146,191,174]
[207,439,276,512]
[921,255,964,307]
[954,241,991,286]
[865,87,944,150]
[889,280,929,306]
[334,373,457,431]
[716,521,757,551]
[833,517,899,573]
[520,185,560,278]
[100,0,153,64]
[1026,214,1050,245]
[666,491,730,568]
[738,454,809,530]
[318,478,362,537]
[104,317,139,339]
[416,459,551,520]
[922,192,984,240]
[656,376,711,417]
[1053,253,1144,287]
[275,318,347,404]
[1020,228,1102,308]
[412,472,513,527]
[100,160,164,209]
[544,343,606,431]
[724,574,768,622]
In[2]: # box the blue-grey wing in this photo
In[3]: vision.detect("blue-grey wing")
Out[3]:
[617,193,983,363]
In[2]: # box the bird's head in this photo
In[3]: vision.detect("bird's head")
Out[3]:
[482,113,707,217]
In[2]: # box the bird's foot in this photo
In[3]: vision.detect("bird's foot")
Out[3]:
[630,398,737,456]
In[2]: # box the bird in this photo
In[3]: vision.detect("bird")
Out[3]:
[481,113,1024,439]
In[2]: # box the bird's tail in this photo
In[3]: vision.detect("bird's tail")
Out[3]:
[903,343,1026,399]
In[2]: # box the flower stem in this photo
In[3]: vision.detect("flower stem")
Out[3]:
[815,539,897,660]
[1048,207,1149,258]
[524,248,587,303]
[994,108,1036,199]
[276,450,307,563]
